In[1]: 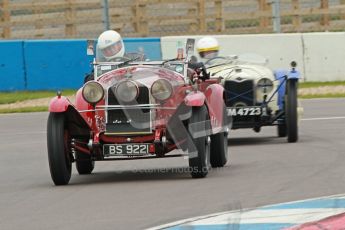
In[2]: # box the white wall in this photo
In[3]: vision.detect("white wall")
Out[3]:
[161,32,345,82]
[303,32,345,81]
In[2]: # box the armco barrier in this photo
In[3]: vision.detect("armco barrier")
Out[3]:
[0,38,162,91]
[0,41,26,91]
[161,32,345,82]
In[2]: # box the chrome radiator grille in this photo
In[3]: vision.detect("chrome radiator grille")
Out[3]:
[106,86,151,134]
[224,79,255,107]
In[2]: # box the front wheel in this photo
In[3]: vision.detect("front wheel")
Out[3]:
[188,106,211,178]
[210,106,228,168]
[47,113,72,185]
[285,79,298,143]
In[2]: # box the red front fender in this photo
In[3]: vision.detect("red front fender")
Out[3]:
[48,98,92,138]
[49,96,72,112]
[184,91,206,107]
[205,84,226,133]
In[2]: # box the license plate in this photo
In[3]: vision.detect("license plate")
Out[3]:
[103,144,150,156]
[227,107,261,116]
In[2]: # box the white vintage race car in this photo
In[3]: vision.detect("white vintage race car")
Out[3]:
[205,54,302,143]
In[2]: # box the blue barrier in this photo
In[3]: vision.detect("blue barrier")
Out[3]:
[0,37,162,91]
[24,40,94,90]
[0,41,26,91]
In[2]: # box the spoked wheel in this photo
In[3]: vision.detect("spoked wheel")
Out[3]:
[47,113,72,185]
[188,106,211,178]
[210,106,229,168]
[285,79,298,143]
[75,152,95,175]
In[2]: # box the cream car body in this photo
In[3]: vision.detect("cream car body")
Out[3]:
[209,63,279,113]
[204,54,301,143]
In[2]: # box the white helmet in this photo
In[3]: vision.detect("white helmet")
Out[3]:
[196,36,219,59]
[97,30,125,61]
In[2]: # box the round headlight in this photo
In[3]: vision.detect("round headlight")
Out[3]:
[82,81,104,104]
[115,80,139,103]
[257,78,273,94]
[151,79,173,101]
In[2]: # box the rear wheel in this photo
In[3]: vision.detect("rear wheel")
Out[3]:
[47,113,72,185]
[285,80,298,143]
[75,152,94,175]
[253,126,261,133]
[210,106,228,168]
[188,106,210,178]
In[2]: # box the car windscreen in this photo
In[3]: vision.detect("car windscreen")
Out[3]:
[95,61,185,78]
[205,54,268,68]
[95,64,120,77]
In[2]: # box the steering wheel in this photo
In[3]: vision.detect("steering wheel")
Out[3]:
[204,56,227,66]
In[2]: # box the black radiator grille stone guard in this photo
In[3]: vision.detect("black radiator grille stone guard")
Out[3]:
[106,86,151,134]
[224,79,255,107]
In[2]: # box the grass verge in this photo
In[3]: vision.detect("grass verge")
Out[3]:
[0,90,75,105]
[0,83,345,113]
[299,81,345,88]
[0,106,48,114]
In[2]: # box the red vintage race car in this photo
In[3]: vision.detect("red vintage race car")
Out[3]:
[47,45,230,185]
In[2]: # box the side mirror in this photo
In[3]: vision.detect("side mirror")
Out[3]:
[186,38,195,56]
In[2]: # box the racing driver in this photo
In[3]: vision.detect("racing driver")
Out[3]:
[196,36,220,61]
[85,30,145,82]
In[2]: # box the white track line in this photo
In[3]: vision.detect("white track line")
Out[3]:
[302,116,345,121]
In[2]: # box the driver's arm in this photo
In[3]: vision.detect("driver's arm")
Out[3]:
[188,62,209,80]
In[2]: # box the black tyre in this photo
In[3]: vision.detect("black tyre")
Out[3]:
[210,106,228,168]
[75,152,94,175]
[253,126,261,133]
[285,79,298,143]
[277,123,287,137]
[188,106,210,178]
[47,113,72,185]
